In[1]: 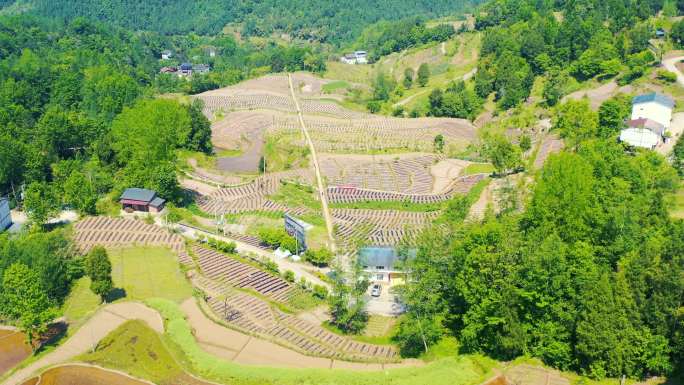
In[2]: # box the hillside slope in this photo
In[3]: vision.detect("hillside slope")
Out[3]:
[2,0,484,43]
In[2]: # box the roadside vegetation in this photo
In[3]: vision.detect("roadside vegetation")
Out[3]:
[77,299,500,385]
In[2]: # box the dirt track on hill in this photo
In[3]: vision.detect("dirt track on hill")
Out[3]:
[3,302,163,385]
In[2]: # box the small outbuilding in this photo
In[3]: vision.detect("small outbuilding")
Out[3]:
[620,118,666,149]
[119,188,166,213]
[0,197,11,231]
[161,50,173,60]
[179,63,193,76]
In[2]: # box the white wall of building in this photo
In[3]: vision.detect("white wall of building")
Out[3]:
[631,102,673,129]
[619,128,661,149]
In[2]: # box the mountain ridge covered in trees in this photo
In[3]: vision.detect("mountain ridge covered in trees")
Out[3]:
[1,0,483,44]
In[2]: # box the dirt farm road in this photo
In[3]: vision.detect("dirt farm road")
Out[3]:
[2,302,164,385]
[171,221,330,288]
[663,56,684,87]
[287,73,337,254]
[3,299,422,385]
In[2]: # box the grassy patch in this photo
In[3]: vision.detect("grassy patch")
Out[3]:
[109,247,193,303]
[140,298,498,385]
[463,163,494,175]
[269,182,321,210]
[79,320,184,384]
[322,315,399,345]
[421,336,460,362]
[324,61,372,84]
[330,200,443,212]
[61,277,101,323]
[322,80,351,93]
[264,133,310,172]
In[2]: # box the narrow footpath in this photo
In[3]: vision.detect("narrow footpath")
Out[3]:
[287,73,337,254]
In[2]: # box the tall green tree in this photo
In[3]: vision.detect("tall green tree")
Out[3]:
[1,263,57,349]
[417,63,430,87]
[554,99,599,148]
[84,246,113,301]
[23,182,59,228]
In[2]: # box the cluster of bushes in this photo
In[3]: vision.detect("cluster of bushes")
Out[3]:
[257,228,298,254]
[303,248,333,267]
[205,237,237,254]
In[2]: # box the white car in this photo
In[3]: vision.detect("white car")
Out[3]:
[370,284,382,297]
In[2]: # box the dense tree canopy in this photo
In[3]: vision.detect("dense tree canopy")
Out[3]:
[4,0,482,45]
[473,0,661,109]
[400,124,684,380]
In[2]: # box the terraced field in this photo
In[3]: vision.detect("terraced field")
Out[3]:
[332,209,439,248]
[195,169,313,215]
[199,277,398,362]
[193,245,293,302]
[327,174,487,204]
[273,115,476,153]
[320,154,439,193]
[73,217,186,254]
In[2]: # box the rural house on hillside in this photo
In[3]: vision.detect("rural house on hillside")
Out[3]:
[120,188,166,213]
[340,51,368,65]
[630,92,674,129]
[620,93,675,149]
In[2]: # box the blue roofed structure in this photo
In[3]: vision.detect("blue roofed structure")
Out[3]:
[358,246,416,283]
[632,93,675,109]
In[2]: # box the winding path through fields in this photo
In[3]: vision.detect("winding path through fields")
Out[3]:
[2,299,422,385]
[287,73,337,254]
[662,56,684,87]
[2,302,163,385]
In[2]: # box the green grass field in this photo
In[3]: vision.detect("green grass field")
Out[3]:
[322,80,351,93]
[269,183,321,210]
[61,277,101,324]
[109,247,193,303]
[80,299,498,385]
[79,320,186,384]
[330,200,443,212]
[463,163,495,175]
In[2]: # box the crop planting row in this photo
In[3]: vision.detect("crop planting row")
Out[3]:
[193,245,292,302]
[332,209,439,248]
[273,116,474,153]
[194,94,372,120]
[196,195,309,216]
[320,155,438,194]
[534,135,564,169]
[73,217,184,254]
[327,174,487,204]
[204,285,397,362]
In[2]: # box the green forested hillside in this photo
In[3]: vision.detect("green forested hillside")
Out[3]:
[394,0,684,381]
[2,0,482,43]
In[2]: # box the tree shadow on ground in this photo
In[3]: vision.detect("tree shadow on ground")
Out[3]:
[105,288,127,303]
[35,321,68,354]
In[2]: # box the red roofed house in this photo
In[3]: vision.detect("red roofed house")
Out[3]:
[119,188,166,213]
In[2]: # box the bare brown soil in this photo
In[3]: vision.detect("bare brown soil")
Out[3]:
[20,366,149,385]
[0,329,31,375]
